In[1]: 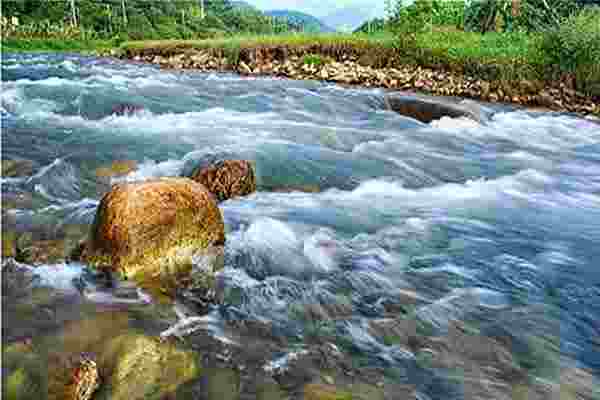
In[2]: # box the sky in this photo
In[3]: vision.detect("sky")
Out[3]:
[244,0,386,19]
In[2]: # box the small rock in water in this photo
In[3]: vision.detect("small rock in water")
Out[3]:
[69,354,100,400]
[111,104,144,116]
[191,160,256,202]
[1,158,35,178]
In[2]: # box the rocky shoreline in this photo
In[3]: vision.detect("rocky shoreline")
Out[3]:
[120,48,600,117]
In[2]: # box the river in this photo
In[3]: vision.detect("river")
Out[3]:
[2,53,600,398]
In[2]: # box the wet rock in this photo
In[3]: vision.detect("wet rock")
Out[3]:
[110,104,144,116]
[1,159,35,178]
[269,184,322,194]
[194,368,240,400]
[2,231,17,258]
[96,333,200,400]
[2,341,46,400]
[170,246,226,312]
[302,383,352,400]
[1,192,34,211]
[95,160,138,180]
[82,178,225,282]
[9,312,199,400]
[191,160,256,202]
[68,354,100,400]
[384,94,481,123]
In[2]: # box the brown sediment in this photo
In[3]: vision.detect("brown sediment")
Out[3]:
[118,45,600,117]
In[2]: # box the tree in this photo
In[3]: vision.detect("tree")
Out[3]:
[69,0,77,26]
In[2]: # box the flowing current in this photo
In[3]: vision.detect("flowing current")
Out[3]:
[2,53,600,390]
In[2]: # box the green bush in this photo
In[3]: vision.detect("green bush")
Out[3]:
[541,7,600,70]
[514,0,581,31]
[302,54,329,66]
[465,0,582,33]
[431,1,465,28]
[540,6,600,94]
[392,0,435,34]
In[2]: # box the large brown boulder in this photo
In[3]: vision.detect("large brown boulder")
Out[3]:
[82,178,225,281]
[191,160,256,202]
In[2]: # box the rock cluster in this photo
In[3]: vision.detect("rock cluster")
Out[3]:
[128,50,600,116]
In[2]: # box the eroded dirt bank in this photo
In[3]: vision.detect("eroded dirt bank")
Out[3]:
[119,44,600,117]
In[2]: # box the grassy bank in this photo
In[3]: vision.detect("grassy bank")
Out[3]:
[120,30,555,83]
[119,31,599,115]
[2,38,115,54]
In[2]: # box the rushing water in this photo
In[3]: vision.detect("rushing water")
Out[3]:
[2,53,600,392]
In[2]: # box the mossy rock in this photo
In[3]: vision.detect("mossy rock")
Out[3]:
[2,231,17,258]
[2,342,47,400]
[95,333,201,400]
[4,309,202,400]
[193,368,241,400]
[1,159,34,178]
[303,384,353,400]
[82,178,225,282]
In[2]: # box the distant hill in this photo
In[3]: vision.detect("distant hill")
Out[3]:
[264,10,335,33]
[321,6,374,32]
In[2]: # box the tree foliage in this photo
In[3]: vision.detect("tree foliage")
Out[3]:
[1,0,298,39]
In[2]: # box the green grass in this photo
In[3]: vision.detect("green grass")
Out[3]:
[121,32,394,52]
[121,30,541,72]
[2,38,114,53]
[7,29,597,94]
[121,31,537,61]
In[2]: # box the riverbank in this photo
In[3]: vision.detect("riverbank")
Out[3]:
[4,33,599,116]
[115,34,599,117]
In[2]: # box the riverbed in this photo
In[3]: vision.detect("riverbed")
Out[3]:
[2,53,600,399]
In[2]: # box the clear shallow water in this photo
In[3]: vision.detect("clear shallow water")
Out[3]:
[2,53,600,381]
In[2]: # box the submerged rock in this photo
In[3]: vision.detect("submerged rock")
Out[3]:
[96,333,200,400]
[302,383,352,400]
[384,94,483,123]
[2,315,201,400]
[1,159,35,178]
[110,104,144,116]
[191,160,256,202]
[2,341,46,400]
[81,178,225,282]
[95,160,138,180]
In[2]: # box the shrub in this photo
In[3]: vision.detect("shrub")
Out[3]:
[540,6,600,94]
[392,0,435,34]
[541,6,600,70]
[302,54,330,66]
[514,0,581,31]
